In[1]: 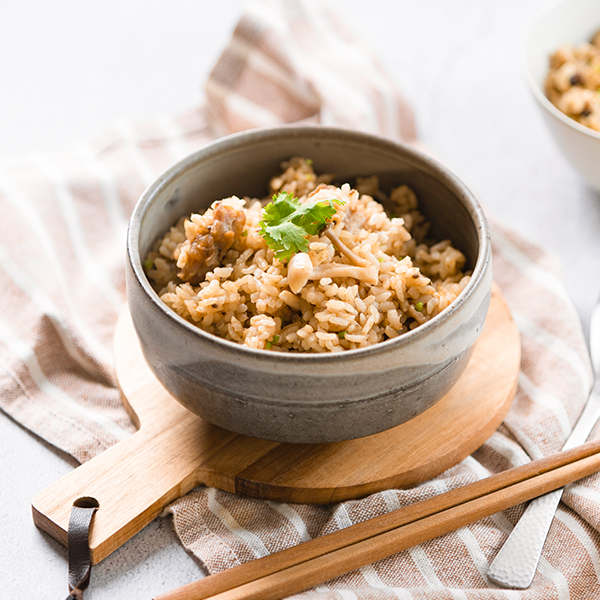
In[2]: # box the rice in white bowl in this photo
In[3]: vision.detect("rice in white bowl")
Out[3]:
[545,28,600,132]
[144,157,470,352]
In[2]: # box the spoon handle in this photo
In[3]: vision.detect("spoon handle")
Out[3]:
[488,385,600,589]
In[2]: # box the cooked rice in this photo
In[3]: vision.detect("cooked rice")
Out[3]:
[144,157,471,353]
[545,29,600,133]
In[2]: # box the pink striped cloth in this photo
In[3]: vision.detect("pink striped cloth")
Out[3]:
[2,0,598,597]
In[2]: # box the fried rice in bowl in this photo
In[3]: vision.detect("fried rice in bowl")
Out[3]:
[126,126,492,443]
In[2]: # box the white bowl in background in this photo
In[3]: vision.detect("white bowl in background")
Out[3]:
[523,0,600,192]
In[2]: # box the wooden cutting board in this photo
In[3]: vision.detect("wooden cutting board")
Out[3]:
[32,285,520,565]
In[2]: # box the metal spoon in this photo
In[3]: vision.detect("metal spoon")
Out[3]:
[488,298,600,589]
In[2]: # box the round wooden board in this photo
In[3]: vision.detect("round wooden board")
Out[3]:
[115,284,520,503]
[32,285,520,564]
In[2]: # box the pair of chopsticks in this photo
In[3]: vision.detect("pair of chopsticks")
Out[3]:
[155,437,600,600]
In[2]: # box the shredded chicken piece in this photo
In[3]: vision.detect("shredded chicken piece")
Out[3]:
[177,203,246,284]
[342,205,369,234]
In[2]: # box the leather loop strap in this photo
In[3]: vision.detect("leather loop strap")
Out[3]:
[65,497,99,600]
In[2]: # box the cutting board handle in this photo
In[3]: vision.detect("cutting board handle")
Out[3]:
[32,419,209,563]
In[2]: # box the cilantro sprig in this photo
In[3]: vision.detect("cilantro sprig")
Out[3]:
[258,191,344,261]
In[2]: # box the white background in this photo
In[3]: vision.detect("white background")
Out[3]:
[1,0,599,597]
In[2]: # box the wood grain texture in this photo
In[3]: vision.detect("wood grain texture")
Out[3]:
[31,284,520,564]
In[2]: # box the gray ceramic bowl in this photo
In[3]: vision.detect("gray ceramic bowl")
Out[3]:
[126,126,492,443]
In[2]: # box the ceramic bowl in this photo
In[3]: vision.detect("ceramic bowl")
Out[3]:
[523,0,600,192]
[126,126,492,443]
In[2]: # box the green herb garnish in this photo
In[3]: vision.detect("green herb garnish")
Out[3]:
[240,230,248,237]
[415,302,424,312]
[143,258,154,271]
[266,335,280,350]
[338,330,347,339]
[258,191,344,261]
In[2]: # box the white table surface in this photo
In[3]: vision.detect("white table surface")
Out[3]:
[1,0,599,597]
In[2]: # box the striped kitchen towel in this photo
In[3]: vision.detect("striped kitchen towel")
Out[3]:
[1,0,598,597]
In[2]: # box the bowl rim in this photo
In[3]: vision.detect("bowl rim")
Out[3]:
[127,124,491,363]
[522,0,600,142]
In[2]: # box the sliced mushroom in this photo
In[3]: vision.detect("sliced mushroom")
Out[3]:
[309,263,379,285]
[287,252,314,294]
[323,227,371,268]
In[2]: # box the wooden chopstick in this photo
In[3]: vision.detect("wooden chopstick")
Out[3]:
[155,437,600,600]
